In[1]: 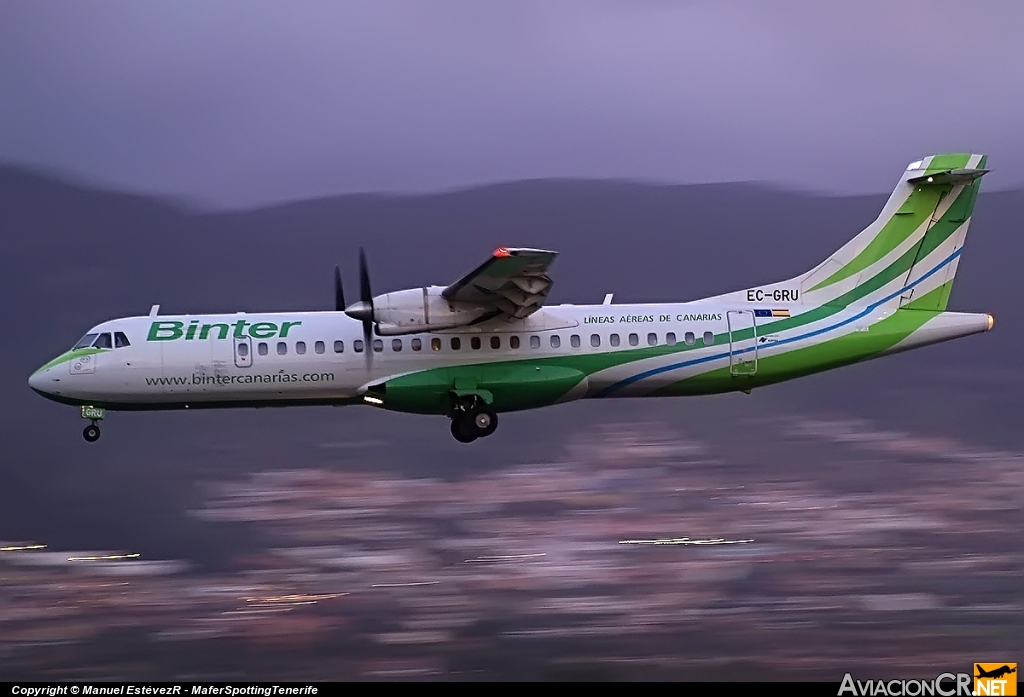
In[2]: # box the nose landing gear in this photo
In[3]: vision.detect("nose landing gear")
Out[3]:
[80,405,105,443]
[449,396,498,443]
[83,422,101,442]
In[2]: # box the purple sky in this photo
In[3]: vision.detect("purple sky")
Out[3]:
[2,2,1023,208]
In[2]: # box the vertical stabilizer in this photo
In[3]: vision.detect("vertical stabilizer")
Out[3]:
[794,154,988,311]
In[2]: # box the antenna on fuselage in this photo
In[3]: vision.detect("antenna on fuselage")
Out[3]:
[149,305,160,316]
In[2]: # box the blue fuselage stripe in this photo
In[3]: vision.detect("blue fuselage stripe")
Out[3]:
[595,248,960,396]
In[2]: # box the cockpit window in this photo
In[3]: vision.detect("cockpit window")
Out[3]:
[114,331,130,348]
[93,333,113,349]
[74,333,99,350]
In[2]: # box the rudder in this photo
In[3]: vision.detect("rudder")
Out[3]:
[896,155,986,311]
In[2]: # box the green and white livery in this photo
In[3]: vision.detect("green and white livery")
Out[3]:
[29,154,994,443]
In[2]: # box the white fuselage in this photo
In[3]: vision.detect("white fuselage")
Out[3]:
[28,298,990,410]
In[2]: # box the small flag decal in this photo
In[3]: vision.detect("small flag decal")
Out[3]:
[754,309,791,318]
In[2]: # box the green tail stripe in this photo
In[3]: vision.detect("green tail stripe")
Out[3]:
[742,181,977,339]
[653,285,948,397]
[809,184,950,291]
[809,153,980,293]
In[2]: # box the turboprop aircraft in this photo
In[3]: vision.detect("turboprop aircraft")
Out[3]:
[29,153,994,443]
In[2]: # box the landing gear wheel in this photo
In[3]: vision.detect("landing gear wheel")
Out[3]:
[83,423,101,443]
[450,416,478,443]
[472,408,498,438]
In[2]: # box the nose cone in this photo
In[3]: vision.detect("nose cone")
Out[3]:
[28,367,48,395]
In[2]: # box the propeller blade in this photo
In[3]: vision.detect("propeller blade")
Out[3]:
[359,248,372,305]
[334,265,345,312]
[363,314,373,371]
[358,248,374,371]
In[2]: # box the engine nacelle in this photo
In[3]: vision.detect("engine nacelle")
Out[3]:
[373,286,488,335]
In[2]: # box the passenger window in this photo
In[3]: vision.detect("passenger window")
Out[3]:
[530,335,540,349]
[550,335,561,348]
[74,333,99,349]
[490,336,500,349]
[570,334,580,348]
[648,333,657,346]
[412,338,422,351]
[93,333,112,349]
[277,341,287,355]
[666,332,676,346]
[315,341,325,354]
[114,331,131,348]
[591,334,600,347]
[334,340,344,353]
[354,340,364,353]
[703,331,714,345]
[392,339,402,352]
[471,336,481,350]
[684,331,695,345]
[373,339,383,353]
[610,333,620,347]
[237,343,249,357]
[431,338,441,351]
[258,342,268,356]
[510,336,520,349]
[451,337,461,350]
[628,333,639,347]
[296,341,306,355]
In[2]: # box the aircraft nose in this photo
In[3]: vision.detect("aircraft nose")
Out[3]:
[28,366,51,395]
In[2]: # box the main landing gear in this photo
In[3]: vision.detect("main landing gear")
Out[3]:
[449,398,498,443]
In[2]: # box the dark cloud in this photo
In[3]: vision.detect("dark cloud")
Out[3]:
[2,1,1023,207]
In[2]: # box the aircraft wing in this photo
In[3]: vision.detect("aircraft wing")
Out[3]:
[442,247,557,319]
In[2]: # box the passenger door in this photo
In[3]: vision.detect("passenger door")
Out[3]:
[727,310,757,375]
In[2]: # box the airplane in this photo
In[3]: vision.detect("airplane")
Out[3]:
[29,153,994,444]
[975,666,1016,680]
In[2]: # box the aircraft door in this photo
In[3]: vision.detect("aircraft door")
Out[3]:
[234,337,253,368]
[727,310,757,375]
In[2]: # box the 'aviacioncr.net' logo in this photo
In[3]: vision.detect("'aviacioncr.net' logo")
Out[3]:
[975,664,1017,696]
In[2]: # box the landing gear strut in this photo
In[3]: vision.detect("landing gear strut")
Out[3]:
[83,422,101,442]
[449,397,498,443]
[80,406,105,443]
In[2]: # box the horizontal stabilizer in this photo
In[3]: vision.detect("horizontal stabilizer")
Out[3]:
[907,168,989,186]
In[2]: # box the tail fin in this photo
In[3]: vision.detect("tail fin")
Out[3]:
[796,153,988,311]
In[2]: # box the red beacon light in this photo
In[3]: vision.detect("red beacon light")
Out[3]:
[493,247,511,258]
